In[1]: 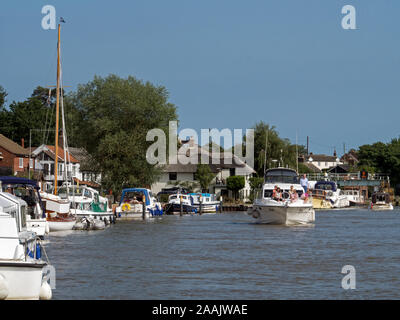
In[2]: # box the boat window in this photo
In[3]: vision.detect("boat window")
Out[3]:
[20,205,27,229]
[264,189,273,198]
[170,195,177,200]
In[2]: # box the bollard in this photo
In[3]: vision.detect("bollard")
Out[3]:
[142,202,146,220]
[219,200,223,213]
[199,197,203,215]
[180,195,183,216]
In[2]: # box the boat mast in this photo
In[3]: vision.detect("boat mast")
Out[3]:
[54,22,61,195]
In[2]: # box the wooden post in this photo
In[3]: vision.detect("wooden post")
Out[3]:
[199,195,203,215]
[219,195,223,213]
[142,194,146,220]
[180,195,183,216]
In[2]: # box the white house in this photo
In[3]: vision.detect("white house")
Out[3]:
[151,138,256,201]
[305,152,342,171]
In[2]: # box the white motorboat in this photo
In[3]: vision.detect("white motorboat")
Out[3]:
[248,168,315,225]
[189,193,220,214]
[0,177,50,238]
[0,192,52,300]
[56,185,114,224]
[164,193,196,214]
[342,188,366,206]
[40,191,76,232]
[115,188,163,219]
[370,192,394,211]
[312,181,350,209]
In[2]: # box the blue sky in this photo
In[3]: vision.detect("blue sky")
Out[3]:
[0,0,399,155]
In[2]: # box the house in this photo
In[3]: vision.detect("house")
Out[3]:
[340,149,359,166]
[68,147,101,187]
[151,137,256,201]
[32,144,80,189]
[305,151,342,171]
[0,134,34,176]
[327,164,351,174]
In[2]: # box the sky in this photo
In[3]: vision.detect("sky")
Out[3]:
[0,0,399,156]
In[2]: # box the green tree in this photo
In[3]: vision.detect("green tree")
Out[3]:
[245,121,304,177]
[227,175,245,200]
[0,85,6,108]
[248,176,264,201]
[70,74,178,194]
[195,164,215,192]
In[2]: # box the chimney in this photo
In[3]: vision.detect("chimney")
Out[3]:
[21,138,24,148]
[333,149,337,157]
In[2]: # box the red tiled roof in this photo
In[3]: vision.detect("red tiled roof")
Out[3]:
[0,134,30,156]
[45,145,80,163]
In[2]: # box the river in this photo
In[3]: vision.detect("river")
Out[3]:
[45,208,400,299]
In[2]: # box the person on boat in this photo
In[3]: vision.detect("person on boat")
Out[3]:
[273,187,283,202]
[300,174,309,193]
[289,186,298,202]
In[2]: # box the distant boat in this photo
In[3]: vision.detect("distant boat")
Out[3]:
[164,193,196,215]
[188,193,220,214]
[342,188,366,207]
[370,192,393,211]
[311,181,350,209]
[115,188,163,219]
[247,168,315,225]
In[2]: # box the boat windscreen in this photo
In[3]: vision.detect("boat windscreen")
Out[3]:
[265,169,298,184]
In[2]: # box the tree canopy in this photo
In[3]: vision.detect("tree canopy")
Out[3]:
[70,74,178,194]
[195,164,215,192]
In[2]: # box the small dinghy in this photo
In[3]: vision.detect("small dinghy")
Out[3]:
[73,217,106,231]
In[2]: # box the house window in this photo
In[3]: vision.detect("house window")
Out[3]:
[318,162,321,167]
[29,159,33,169]
[169,172,177,181]
[19,158,23,168]
[193,173,197,181]
[229,168,235,176]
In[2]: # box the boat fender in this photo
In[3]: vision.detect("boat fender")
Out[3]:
[0,274,9,300]
[39,281,52,300]
[121,203,131,212]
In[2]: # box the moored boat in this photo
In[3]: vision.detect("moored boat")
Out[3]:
[115,188,163,219]
[0,192,52,300]
[370,191,393,211]
[311,181,349,209]
[164,193,196,214]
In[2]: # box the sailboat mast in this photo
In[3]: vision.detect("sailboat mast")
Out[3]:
[54,23,61,195]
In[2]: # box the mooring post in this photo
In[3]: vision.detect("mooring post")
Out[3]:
[199,195,203,215]
[142,194,146,220]
[220,195,223,213]
[180,195,183,216]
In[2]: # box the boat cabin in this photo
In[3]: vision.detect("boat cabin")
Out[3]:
[0,176,44,219]
[0,192,27,233]
[264,168,299,184]
[371,192,391,204]
[119,188,154,207]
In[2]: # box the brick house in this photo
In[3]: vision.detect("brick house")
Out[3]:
[0,134,33,175]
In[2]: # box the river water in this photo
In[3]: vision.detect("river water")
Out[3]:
[45,208,400,299]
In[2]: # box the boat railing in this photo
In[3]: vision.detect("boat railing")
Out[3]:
[301,172,390,182]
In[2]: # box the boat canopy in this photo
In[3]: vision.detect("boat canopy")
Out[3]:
[372,192,390,204]
[0,176,40,190]
[119,188,151,206]
[314,181,337,192]
[264,168,298,184]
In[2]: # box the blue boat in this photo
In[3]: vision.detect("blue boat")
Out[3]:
[115,188,163,219]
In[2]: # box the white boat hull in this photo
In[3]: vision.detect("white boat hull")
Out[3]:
[0,262,46,300]
[250,202,315,225]
[26,218,49,238]
[371,203,394,211]
[48,220,76,232]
